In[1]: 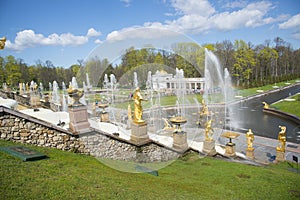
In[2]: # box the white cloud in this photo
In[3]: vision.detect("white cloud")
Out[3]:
[106,0,286,42]
[278,13,300,40]
[94,39,103,44]
[6,28,101,51]
[106,25,179,42]
[87,28,101,37]
[171,0,215,17]
[279,13,300,29]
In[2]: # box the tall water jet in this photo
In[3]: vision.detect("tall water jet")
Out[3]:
[86,73,92,90]
[133,72,138,89]
[71,77,78,89]
[51,81,60,104]
[61,82,68,112]
[39,82,44,98]
[204,48,237,139]
[174,68,186,117]
[103,74,109,89]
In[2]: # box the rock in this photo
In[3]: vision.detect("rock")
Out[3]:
[13,132,20,137]
[53,136,60,141]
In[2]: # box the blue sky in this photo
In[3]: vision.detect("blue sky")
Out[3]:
[1,0,300,68]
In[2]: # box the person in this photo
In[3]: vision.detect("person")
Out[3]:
[246,129,254,150]
[276,126,286,152]
[133,87,146,123]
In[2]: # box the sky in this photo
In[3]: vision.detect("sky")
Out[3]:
[0,0,300,68]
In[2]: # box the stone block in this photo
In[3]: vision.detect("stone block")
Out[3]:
[69,105,90,134]
[246,148,255,159]
[173,132,188,152]
[224,143,236,157]
[275,151,285,162]
[203,140,217,156]
[130,122,149,145]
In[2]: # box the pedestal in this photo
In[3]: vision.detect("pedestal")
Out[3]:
[126,119,132,129]
[173,132,188,152]
[246,148,255,159]
[69,105,90,134]
[224,143,236,157]
[100,112,109,122]
[275,151,285,162]
[131,122,149,145]
[203,140,217,156]
[30,95,41,107]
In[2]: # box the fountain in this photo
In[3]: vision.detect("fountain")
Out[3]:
[133,72,138,89]
[51,81,60,107]
[61,82,68,112]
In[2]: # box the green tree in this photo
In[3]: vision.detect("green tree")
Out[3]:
[233,40,256,87]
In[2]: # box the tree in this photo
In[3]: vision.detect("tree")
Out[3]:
[233,40,256,87]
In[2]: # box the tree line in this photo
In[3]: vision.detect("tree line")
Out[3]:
[0,37,299,90]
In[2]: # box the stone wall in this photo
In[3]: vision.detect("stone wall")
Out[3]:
[0,106,184,163]
[80,133,180,162]
[0,112,86,153]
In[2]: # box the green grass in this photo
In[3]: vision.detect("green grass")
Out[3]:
[237,79,300,97]
[0,140,299,200]
[271,94,300,117]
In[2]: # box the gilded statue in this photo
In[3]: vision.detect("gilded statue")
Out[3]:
[127,104,132,120]
[162,118,176,131]
[204,119,214,141]
[276,126,286,152]
[133,87,146,124]
[246,129,254,150]
[262,102,270,109]
[0,37,6,50]
[200,99,209,117]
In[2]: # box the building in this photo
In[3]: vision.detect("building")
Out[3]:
[152,70,204,94]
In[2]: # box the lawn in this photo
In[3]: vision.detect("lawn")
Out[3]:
[0,140,299,200]
[271,94,300,117]
[237,79,300,97]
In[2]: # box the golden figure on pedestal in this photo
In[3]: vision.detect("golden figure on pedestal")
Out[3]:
[133,87,146,124]
[0,37,6,50]
[127,104,132,120]
[276,126,286,152]
[262,102,270,109]
[204,119,214,141]
[246,129,254,150]
[200,99,210,117]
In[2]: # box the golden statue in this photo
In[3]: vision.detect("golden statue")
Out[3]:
[246,129,254,150]
[0,37,6,50]
[200,99,209,116]
[204,119,214,141]
[276,126,286,152]
[162,118,176,131]
[262,102,269,109]
[127,104,132,120]
[133,87,146,124]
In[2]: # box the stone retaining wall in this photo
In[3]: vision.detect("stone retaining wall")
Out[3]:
[0,112,86,153]
[80,133,180,162]
[0,106,183,162]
